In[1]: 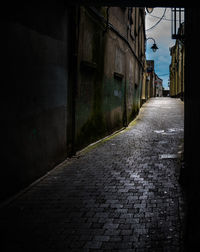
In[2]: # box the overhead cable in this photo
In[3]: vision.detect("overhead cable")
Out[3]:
[146,8,167,32]
[158,73,169,76]
[148,13,174,21]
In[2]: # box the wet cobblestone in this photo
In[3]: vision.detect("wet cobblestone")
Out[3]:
[0,98,185,251]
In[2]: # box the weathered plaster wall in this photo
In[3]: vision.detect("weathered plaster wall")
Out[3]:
[75,7,145,150]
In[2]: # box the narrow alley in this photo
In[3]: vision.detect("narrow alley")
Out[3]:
[0,97,184,252]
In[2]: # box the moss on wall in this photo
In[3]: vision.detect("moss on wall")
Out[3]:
[75,10,107,150]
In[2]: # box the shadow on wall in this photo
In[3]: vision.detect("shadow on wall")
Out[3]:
[1,5,70,200]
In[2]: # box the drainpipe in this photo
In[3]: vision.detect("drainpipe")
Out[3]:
[104,7,110,33]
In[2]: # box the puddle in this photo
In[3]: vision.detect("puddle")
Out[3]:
[167,128,184,133]
[154,128,184,135]
[168,128,177,132]
[159,154,178,159]
[154,130,165,134]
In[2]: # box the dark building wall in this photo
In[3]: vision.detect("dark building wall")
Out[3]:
[75,7,108,148]
[1,6,70,200]
[184,7,200,251]
[163,90,169,97]
[1,5,145,200]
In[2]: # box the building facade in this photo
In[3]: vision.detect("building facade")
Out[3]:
[169,23,185,100]
[75,7,146,150]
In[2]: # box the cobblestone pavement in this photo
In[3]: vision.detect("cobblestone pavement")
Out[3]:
[0,98,185,252]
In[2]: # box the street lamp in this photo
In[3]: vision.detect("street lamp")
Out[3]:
[146,37,159,52]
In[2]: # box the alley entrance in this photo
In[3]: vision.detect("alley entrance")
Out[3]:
[0,97,184,251]
[4,1,200,250]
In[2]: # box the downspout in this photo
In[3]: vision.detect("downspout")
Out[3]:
[88,7,144,71]
[105,7,110,33]
[124,48,128,127]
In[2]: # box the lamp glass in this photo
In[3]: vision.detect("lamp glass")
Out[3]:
[146,8,154,13]
[151,43,158,52]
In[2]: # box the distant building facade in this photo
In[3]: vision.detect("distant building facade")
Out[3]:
[145,60,163,98]
[154,74,163,97]
[146,60,155,98]
[163,89,170,97]
[169,23,185,100]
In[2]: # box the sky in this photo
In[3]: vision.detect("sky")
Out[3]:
[145,8,176,90]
